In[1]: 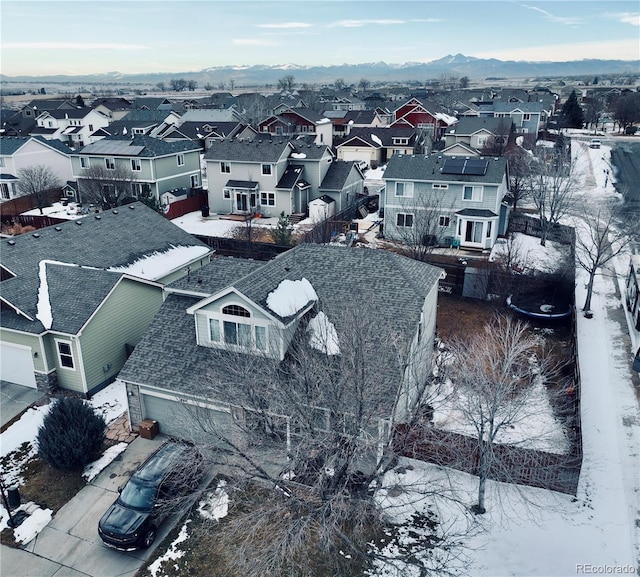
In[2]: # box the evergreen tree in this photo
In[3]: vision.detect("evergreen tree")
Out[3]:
[270,212,293,246]
[75,94,85,107]
[560,90,584,129]
[37,397,106,471]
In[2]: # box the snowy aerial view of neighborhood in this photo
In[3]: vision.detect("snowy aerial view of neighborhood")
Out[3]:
[1,1,639,576]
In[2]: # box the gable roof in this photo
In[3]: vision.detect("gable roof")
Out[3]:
[118,245,444,411]
[0,135,73,156]
[204,138,293,163]
[75,135,200,157]
[319,160,359,191]
[445,116,512,136]
[336,126,417,149]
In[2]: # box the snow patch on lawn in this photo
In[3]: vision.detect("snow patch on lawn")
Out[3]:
[148,520,191,577]
[83,442,128,482]
[12,506,53,545]
[198,480,229,521]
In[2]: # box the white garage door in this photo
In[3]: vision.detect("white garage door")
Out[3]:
[0,343,37,388]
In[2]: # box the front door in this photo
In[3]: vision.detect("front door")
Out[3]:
[235,192,257,213]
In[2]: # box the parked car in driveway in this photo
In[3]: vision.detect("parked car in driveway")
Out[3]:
[589,138,602,149]
[98,442,203,551]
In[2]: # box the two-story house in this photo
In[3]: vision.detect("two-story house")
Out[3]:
[335,126,422,168]
[118,244,445,456]
[257,108,333,146]
[467,101,547,135]
[0,202,212,395]
[71,136,203,205]
[391,98,458,139]
[0,136,74,202]
[204,139,364,217]
[31,108,110,149]
[383,154,510,250]
[442,117,514,156]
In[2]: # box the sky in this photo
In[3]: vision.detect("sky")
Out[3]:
[0,0,639,77]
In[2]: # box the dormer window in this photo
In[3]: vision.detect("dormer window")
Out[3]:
[206,304,269,352]
[223,304,250,317]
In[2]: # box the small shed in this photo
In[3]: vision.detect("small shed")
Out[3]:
[309,195,336,223]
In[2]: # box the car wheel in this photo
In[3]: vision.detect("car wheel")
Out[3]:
[143,526,156,548]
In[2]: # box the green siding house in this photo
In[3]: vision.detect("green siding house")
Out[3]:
[0,202,212,395]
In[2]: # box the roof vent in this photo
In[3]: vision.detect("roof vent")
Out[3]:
[112,209,119,214]
[32,233,40,238]
[55,226,62,231]
[95,215,102,220]
[129,205,135,209]
[76,220,82,225]
[7,240,16,246]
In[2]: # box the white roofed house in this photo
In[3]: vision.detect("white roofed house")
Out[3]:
[0,203,212,395]
[30,107,110,149]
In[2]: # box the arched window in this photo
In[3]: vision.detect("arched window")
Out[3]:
[222,304,251,318]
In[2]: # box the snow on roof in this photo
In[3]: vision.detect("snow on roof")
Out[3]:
[435,112,458,125]
[308,311,340,355]
[291,152,307,159]
[108,244,210,281]
[36,259,80,329]
[266,277,317,318]
[317,117,331,125]
[371,133,383,146]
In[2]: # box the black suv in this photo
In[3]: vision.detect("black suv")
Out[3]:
[98,442,203,550]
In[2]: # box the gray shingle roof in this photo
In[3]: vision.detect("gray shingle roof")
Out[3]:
[383,154,508,184]
[118,244,444,415]
[0,202,210,332]
[319,160,357,191]
[445,117,511,136]
[0,136,72,156]
[76,135,200,157]
[204,139,292,163]
[168,256,264,295]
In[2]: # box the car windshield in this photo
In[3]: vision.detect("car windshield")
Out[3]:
[118,478,156,511]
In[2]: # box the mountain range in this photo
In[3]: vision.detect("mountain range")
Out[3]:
[2,54,638,87]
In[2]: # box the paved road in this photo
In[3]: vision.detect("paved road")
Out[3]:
[1,436,173,577]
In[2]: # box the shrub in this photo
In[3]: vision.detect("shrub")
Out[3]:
[37,397,106,471]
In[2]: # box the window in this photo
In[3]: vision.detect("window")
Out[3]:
[395,181,413,198]
[261,164,272,175]
[220,162,231,173]
[223,321,251,346]
[131,158,141,171]
[432,183,448,190]
[222,304,251,317]
[1,183,10,200]
[255,326,266,351]
[396,213,413,228]
[0,158,5,167]
[439,215,450,227]
[477,136,488,146]
[177,154,185,166]
[80,157,89,169]
[132,128,144,135]
[393,137,408,145]
[463,185,482,201]
[523,113,531,121]
[223,189,231,199]
[260,192,275,206]
[57,341,74,369]
[209,319,220,342]
[190,173,200,188]
[88,124,93,132]
[486,221,492,238]
[105,157,115,170]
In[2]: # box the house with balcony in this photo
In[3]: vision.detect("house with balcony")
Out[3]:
[0,136,74,202]
[204,138,364,217]
[71,136,203,205]
[383,154,510,250]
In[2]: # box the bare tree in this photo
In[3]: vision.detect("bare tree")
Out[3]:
[575,206,629,313]
[526,146,578,246]
[16,165,61,214]
[505,146,533,213]
[392,190,455,261]
[479,119,513,157]
[358,78,371,91]
[278,75,295,92]
[165,303,468,576]
[78,164,138,209]
[611,92,640,133]
[439,314,567,514]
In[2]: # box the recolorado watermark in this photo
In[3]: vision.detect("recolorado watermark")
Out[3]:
[576,565,637,574]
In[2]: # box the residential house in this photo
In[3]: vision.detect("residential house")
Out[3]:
[71,136,203,205]
[118,244,444,457]
[0,136,74,202]
[133,97,174,111]
[324,109,389,139]
[391,98,458,139]
[159,121,257,150]
[104,110,181,139]
[335,126,422,168]
[204,139,364,217]
[90,97,134,121]
[2,100,77,137]
[465,101,547,135]
[31,108,110,149]
[382,153,510,250]
[258,108,332,146]
[0,202,212,394]
[442,117,514,156]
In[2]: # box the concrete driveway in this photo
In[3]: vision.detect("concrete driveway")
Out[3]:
[0,381,45,428]
[0,435,183,577]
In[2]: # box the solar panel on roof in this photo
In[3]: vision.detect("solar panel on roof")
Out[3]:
[82,141,145,155]
[441,158,465,174]
[463,159,489,175]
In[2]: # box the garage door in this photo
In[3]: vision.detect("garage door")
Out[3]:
[0,342,37,388]
[141,393,232,442]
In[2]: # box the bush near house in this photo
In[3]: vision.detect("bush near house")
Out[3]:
[37,397,106,471]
